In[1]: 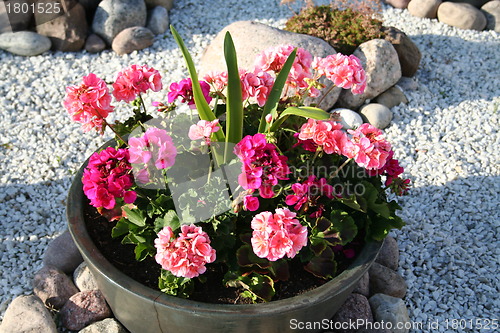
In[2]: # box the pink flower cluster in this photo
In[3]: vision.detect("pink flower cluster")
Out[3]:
[240,69,275,107]
[313,54,366,94]
[234,133,290,203]
[82,147,136,210]
[348,123,391,170]
[63,73,114,133]
[188,119,220,145]
[297,120,392,171]
[297,118,352,155]
[255,45,316,95]
[203,70,228,92]
[154,225,216,278]
[112,65,162,102]
[251,208,307,261]
[167,78,212,108]
[128,127,177,170]
[285,175,334,218]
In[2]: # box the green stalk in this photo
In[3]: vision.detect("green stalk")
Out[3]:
[170,25,225,166]
[223,32,243,164]
[170,26,225,143]
[258,49,297,133]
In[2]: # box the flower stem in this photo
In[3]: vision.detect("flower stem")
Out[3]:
[316,84,337,109]
[138,93,148,114]
[329,158,352,180]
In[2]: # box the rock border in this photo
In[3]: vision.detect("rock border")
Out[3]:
[0,231,411,333]
[0,0,174,56]
[386,0,500,33]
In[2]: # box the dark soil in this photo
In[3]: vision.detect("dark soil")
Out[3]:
[84,199,362,304]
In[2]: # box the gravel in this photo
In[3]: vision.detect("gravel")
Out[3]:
[0,1,499,331]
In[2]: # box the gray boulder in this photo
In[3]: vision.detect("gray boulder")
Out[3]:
[360,103,393,129]
[33,265,79,309]
[332,293,373,333]
[35,0,88,52]
[482,0,500,32]
[0,31,51,56]
[382,26,421,77]
[145,0,174,10]
[78,318,128,333]
[200,21,341,110]
[43,229,83,274]
[60,290,112,331]
[408,0,442,18]
[147,6,169,35]
[369,293,411,333]
[438,2,487,31]
[111,26,154,55]
[337,39,401,109]
[0,295,57,333]
[92,0,147,45]
[73,262,99,291]
[374,86,408,109]
[369,262,407,298]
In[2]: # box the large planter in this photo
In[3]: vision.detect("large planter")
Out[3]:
[67,151,383,333]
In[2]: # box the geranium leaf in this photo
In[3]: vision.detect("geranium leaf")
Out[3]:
[258,48,297,133]
[361,181,390,218]
[305,246,336,279]
[122,207,146,227]
[111,218,130,238]
[237,244,271,269]
[330,210,358,245]
[270,260,290,281]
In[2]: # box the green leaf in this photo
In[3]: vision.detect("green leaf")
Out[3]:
[225,273,275,302]
[338,194,365,212]
[304,246,337,279]
[111,218,130,238]
[158,269,194,298]
[270,106,330,132]
[122,207,146,227]
[258,48,297,133]
[330,210,358,245]
[237,245,271,269]
[134,243,152,261]
[163,210,181,232]
[170,25,224,143]
[362,181,390,218]
[223,32,243,154]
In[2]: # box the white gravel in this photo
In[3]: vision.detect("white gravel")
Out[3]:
[0,1,499,331]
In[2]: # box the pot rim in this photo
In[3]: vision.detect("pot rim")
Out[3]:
[67,153,382,316]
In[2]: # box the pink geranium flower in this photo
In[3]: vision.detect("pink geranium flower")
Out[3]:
[112,64,162,102]
[285,175,334,218]
[63,73,114,133]
[297,119,347,155]
[250,208,307,261]
[203,71,228,92]
[82,147,136,210]
[234,133,290,199]
[128,127,177,170]
[348,123,391,170]
[240,69,275,107]
[314,54,366,94]
[167,78,212,108]
[188,119,220,145]
[154,225,216,278]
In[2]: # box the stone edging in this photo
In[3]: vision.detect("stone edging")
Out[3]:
[0,231,411,333]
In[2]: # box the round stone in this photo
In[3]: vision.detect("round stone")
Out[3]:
[359,103,393,129]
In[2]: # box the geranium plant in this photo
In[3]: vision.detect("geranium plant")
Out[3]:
[64,26,409,303]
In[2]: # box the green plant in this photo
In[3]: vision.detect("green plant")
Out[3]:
[284,1,385,55]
